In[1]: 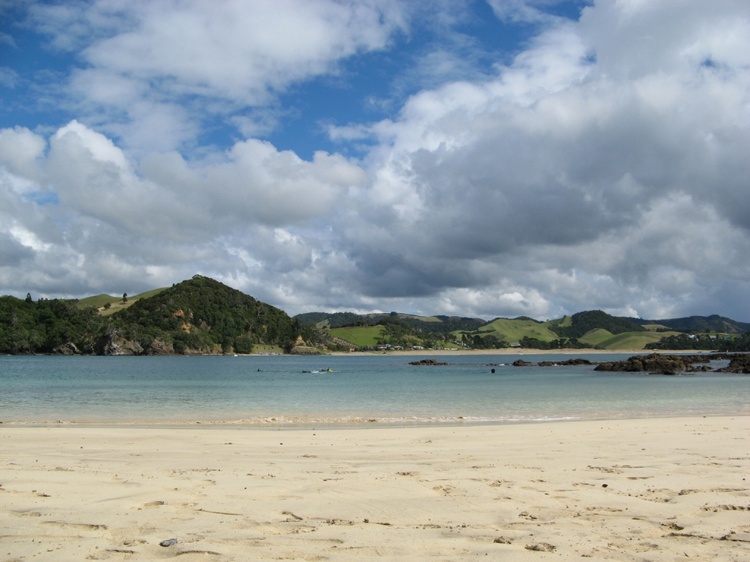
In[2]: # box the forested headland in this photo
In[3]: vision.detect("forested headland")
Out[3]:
[2,275,749,355]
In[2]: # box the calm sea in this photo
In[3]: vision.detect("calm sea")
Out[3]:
[1,353,748,426]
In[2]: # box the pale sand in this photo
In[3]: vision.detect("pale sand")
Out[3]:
[1,417,748,561]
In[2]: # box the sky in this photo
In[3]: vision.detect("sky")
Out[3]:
[1,0,749,322]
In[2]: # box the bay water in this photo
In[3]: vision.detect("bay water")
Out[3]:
[1,353,748,426]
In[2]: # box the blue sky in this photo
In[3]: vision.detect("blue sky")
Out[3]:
[1,0,749,321]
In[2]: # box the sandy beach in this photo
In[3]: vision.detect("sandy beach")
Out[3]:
[1,417,748,561]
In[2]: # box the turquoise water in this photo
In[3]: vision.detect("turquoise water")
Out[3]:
[1,354,748,425]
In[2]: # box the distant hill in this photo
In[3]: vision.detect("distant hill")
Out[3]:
[635,314,750,334]
[295,311,485,333]
[3,277,750,354]
[296,308,750,352]
[478,316,560,345]
[0,275,301,355]
[108,275,300,354]
[550,310,645,339]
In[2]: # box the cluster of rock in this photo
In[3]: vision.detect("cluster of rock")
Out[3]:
[409,358,449,366]
[594,354,711,375]
[509,353,750,375]
[717,354,750,374]
[594,353,750,375]
[94,332,178,356]
[512,358,593,367]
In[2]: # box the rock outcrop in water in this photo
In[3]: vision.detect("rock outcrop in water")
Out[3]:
[510,353,750,375]
[716,354,750,374]
[409,358,449,366]
[512,358,594,367]
[594,353,712,375]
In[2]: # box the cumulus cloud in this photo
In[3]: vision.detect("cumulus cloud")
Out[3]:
[2,0,750,322]
[28,0,407,151]
[335,0,750,318]
[0,119,368,301]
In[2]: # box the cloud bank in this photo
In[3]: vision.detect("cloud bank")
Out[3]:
[1,0,749,321]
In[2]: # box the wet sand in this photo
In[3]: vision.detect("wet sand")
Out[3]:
[1,416,748,561]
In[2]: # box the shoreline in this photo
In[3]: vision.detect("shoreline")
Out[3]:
[2,410,747,429]
[2,416,748,560]
[325,347,706,356]
[3,348,716,358]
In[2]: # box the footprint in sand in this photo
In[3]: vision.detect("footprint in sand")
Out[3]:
[140,500,165,509]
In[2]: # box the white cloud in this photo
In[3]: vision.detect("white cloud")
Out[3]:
[29,0,408,151]
[486,0,574,25]
[0,118,369,301]
[3,0,750,323]
[333,0,750,319]
[0,127,46,179]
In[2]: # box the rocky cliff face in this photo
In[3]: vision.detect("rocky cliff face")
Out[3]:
[53,342,81,355]
[95,332,144,356]
[95,332,178,355]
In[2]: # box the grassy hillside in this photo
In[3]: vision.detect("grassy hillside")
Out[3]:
[577,328,615,348]
[476,317,560,344]
[641,314,750,334]
[78,287,167,315]
[328,326,385,347]
[295,311,485,334]
[578,329,681,350]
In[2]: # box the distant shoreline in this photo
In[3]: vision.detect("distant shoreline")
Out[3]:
[324,347,706,357]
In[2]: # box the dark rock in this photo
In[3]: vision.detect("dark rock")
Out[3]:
[514,358,592,367]
[53,342,80,355]
[95,332,144,356]
[512,359,533,367]
[144,337,174,356]
[717,354,750,374]
[159,538,178,547]
[594,353,710,375]
[409,358,448,366]
[559,358,594,366]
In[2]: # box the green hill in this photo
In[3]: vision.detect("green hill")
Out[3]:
[328,326,385,347]
[476,317,560,345]
[109,275,299,354]
[4,279,750,354]
[78,287,168,315]
[0,275,301,355]
[578,328,615,348]
[638,314,750,334]
[551,310,644,339]
[295,311,484,333]
[579,329,681,350]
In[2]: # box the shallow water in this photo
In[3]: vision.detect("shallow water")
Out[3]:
[1,353,748,425]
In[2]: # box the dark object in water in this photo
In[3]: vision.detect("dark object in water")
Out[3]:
[409,358,448,366]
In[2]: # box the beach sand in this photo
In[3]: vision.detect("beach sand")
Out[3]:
[1,417,748,561]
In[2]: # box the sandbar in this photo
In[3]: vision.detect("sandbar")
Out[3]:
[1,416,748,560]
